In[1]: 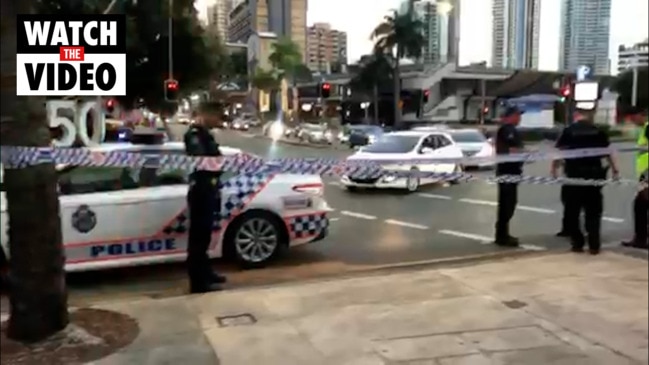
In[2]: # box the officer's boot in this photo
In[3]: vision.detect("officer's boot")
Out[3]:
[188,267,223,294]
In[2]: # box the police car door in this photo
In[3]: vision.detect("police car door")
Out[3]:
[56,150,187,270]
[415,135,440,184]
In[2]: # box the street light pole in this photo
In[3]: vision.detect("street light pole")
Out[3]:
[631,63,638,107]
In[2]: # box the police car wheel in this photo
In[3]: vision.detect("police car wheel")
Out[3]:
[405,168,420,193]
[450,164,463,185]
[225,211,288,269]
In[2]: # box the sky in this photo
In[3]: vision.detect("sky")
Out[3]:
[197,0,649,73]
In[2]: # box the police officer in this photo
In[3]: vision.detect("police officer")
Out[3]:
[494,105,525,247]
[552,108,619,255]
[622,110,648,249]
[184,120,227,293]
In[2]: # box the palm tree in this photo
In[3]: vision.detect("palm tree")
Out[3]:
[1,0,69,342]
[371,10,424,128]
[268,37,312,120]
[350,49,393,123]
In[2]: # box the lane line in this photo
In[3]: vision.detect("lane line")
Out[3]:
[340,210,377,220]
[602,217,625,223]
[439,229,491,243]
[517,205,555,214]
[327,181,341,186]
[417,193,452,200]
[329,217,340,222]
[439,230,546,252]
[459,198,497,206]
[384,219,429,230]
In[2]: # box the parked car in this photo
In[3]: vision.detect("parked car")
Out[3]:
[447,129,495,169]
[341,131,464,193]
[231,117,250,131]
[347,125,384,148]
[0,140,331,273]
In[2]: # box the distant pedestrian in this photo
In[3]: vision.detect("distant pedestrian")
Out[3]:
[494,105,525,247]
[552,108,619,255]
[622,109,648,249]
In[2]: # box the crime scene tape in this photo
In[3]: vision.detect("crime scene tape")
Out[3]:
[0,145,640,187]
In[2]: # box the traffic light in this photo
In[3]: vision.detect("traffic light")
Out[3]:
[165,79,179,101]
[559,85,570,102]
[106,98,115,114]
[482,106,489,114]
[423,89,430,103]
[320,82,331,98]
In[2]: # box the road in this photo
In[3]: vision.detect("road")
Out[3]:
[62,128,643,304]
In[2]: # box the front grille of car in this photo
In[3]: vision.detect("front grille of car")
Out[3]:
[349,177,380,184]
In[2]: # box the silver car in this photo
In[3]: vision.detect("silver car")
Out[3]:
[298,124,333,144]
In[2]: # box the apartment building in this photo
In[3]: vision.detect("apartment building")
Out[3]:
[206,0,232,41]
[491,0,541,69]
[306,23,348,72]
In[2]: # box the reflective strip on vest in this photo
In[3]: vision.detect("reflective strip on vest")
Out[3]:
[637,122,648,178]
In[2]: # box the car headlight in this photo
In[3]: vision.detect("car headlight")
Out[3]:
[368,135,377,143]
[382,175,396,182]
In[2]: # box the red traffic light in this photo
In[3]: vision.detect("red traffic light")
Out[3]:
[107,99,114,107]
[322,83,330,90]
[560,86,570,97]
[167,80,178,90]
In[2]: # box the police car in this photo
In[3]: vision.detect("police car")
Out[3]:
[0,139,330,273]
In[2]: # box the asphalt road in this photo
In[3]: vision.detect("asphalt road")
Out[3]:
[60,127,643,304]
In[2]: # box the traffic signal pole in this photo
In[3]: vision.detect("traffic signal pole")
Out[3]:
[168,0,173,80]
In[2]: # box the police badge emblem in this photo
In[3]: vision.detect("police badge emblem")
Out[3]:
[72,204,97,233]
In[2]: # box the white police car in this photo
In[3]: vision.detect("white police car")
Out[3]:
[0,141,330,272]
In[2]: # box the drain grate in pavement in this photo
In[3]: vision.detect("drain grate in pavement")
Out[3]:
[217,313,257,327]
[502,299,528,309]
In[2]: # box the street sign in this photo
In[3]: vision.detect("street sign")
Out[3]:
[576,65,592,81]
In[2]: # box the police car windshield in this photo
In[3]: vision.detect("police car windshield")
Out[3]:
[362,135,421,153]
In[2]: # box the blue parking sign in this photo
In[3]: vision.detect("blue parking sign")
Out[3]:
[576,65,592,81]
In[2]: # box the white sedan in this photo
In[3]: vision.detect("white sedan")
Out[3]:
[340,131,465,192]
[447,129,495,169]
[0,142,331,273]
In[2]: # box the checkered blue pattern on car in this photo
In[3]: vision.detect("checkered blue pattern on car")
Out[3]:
[160,173,275,235]
[286,212,329,239]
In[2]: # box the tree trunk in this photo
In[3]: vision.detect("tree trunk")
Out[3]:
[1,0,69,343]
[393,57,401,129]
[372,83,379,124]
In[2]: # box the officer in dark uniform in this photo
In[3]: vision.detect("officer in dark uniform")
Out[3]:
[184,121,227,293]
[494,105,525,247]
[551,109,619,255]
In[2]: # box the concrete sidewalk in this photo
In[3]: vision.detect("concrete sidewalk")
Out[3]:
[94,252,648,365]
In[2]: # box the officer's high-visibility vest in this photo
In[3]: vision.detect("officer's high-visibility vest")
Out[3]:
[637,122,648,178]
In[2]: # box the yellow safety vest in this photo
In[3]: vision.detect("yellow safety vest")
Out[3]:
[637,122,648,178]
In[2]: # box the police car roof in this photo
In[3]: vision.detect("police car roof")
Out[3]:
[90,142,243,156]
[387,130,446,137]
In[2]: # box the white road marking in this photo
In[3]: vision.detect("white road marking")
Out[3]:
[439,230,546,251]
[459,198,497,206]
[384,219,429,230]
[517,205,555,214]
[329,217,340,222]
[327,181,341,186]
[439,229,492,243]
[602,217,625,223]
[417,193,452,200]
[340,210,377,220]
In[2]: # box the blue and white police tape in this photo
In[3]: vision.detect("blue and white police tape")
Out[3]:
[0,146,637,187]
[0,145,641,174]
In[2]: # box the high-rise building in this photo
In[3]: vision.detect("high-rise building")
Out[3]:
[617,40,649,74]
[414,1,439,64]
[228,0,307,61]
[207,0,233,41]
[306,23,348,73]
[491,0,541,69]
[559,0,612,75]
